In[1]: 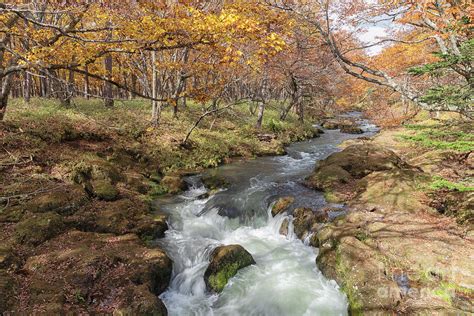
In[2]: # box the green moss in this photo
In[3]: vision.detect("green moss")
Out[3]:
[14,212,65,246]
[335,247,364,315]
[91,180,119,201]
[433,282,456,304]
[324,191,343,203]
[208,262,240,292]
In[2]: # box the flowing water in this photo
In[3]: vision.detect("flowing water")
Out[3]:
[156,114,378,316]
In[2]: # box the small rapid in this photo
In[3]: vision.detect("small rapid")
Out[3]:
[156,114,378,316]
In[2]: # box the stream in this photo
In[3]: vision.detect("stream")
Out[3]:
[156,113,378,316]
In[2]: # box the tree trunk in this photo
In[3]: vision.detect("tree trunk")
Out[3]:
[280,102,293,120]
[84,64,90,99]
[0,94,8,121]
[23,71,31,103]
[297,99,304,123]
[255,101,265,129]
[103,53,114,107]
[0,75,12,121]
[151,51,160,125]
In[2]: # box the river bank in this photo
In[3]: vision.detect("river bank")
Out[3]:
[307,117,473,314]
[0,98,323,314]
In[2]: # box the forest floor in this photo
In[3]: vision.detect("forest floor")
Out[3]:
[0,98,321,314]
[308,114,474,315]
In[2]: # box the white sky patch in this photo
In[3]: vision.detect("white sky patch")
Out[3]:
[358,25,389,56]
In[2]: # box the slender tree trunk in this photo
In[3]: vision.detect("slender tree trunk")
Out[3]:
[151,51,160,125]
[130,74,137,99]
[280,102,293,120]
[255,74,268,129]
[255,101,265,129]
[103,53,114,107]
[23,71,31,103]
[84,64,90,99]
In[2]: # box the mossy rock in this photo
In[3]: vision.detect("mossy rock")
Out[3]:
[271,196,295,217]
[201,173,229,191]
[68,199,168,239]
[20,231,172,314]
[306,165,351,191]
[292,208,318,240]
[0,206,25,223]
[322,121,339,130]
[0,244,19,270]
[204,244,255,293]
[27,186,88,215]
[160,176,187,194]
[13,212,65,246]
[90,180,119,201]
[126,174,151,195]
[340,125,364,134]
[0,270,17,313]
[70,156,124,185]
[320,144,407,178]
[356,169,429,213]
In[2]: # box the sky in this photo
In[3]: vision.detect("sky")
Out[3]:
[358,25,389,55]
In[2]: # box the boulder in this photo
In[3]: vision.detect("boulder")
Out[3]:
[340,125,363,134]
[201,173,229,191]
[306,144,409,196]
[322,121,339,130]
[160,175,187,194]
[19,231,171,315]
[292,208,318,240]
[13,212,65,246]
[322,119,355,130]
[70,157,124,185]
[306,164,351,191]
[27,185,89,215]
[204,244,255,293]
[279,218,289,236]
[90,179,119,201]
[271,196,295,216]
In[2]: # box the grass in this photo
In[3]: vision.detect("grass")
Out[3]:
[4,97,318,173]
[399,121,474,152]
[429,176,474,192]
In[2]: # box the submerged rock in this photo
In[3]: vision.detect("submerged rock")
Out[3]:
[18,231,171,315]
[271,196,295,217]
[204,244,255,293]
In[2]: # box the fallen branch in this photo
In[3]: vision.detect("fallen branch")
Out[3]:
[181,99,249,146]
